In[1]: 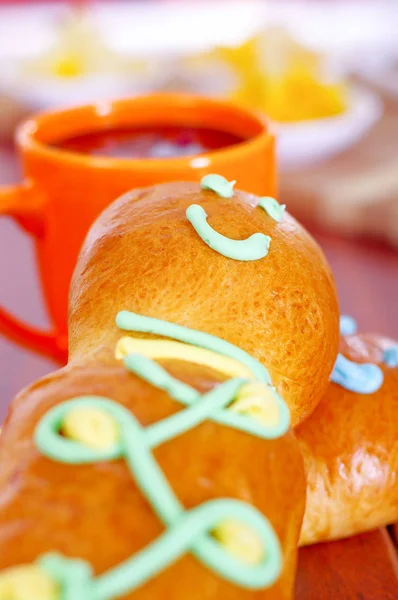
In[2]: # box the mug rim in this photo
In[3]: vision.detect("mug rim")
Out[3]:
[16,92,274,171]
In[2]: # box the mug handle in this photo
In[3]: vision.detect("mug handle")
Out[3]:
[0,183,64,361]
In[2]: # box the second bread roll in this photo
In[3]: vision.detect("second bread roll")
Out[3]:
[298,333,398,545]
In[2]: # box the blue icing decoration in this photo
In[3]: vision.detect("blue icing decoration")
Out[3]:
[339,315,358,336]
[331,353,384,394]
[383,345,398,367]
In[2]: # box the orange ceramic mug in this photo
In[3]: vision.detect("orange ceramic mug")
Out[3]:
[0,93,276,362]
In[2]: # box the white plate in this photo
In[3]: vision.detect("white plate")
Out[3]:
[0,62,167,112]
[355,54,398,98]
[0,1,396,60]
[0,1,264,111]
[0,1,266,59]
[277,86,383,171]
[0,1,384,164]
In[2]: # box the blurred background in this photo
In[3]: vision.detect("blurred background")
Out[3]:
[1,0,398,414]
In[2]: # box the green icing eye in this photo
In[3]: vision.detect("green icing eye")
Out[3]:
[201,174,236,198]
[258,197,286,223]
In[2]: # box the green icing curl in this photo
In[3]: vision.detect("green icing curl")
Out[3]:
[186,204,271,261]
[116,311,272,384]
[30,313,292,598]
[35,382,282,598]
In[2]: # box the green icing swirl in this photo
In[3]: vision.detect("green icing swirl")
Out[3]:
[35,380,283,598]
[186,204,271,261]
[116,311,272,385]
[30,313,292,598]
[124,352,199,404]
[200,174,236,198]
[124,353,289,441]
[258,197,286,223]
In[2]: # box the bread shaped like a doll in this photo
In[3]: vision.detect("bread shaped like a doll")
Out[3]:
[69,177,339,426]
[0,176,341,599]
[298,317,398,545]
[0,351,306,600]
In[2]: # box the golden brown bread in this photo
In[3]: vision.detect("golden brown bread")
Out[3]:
[297,334,398,545]
[0,180,342,597]
[0,353,306,600]
[69,181,339,426]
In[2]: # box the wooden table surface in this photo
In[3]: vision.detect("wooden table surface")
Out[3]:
[1,145,398,597]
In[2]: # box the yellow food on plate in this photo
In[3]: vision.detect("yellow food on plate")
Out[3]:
[23,7,145,79]
[197,28,347,123]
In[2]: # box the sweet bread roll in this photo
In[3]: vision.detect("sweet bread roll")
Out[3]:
[297,331,398,545]
[0,176,340,597]
[69,179,339,426]
[0,350,305,600]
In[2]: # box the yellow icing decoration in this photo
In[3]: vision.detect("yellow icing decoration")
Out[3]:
[0,565,59,600]
[61,406,120,451]
[214,520,264,565]
[115,337,254,380]
[230,382,280,427]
